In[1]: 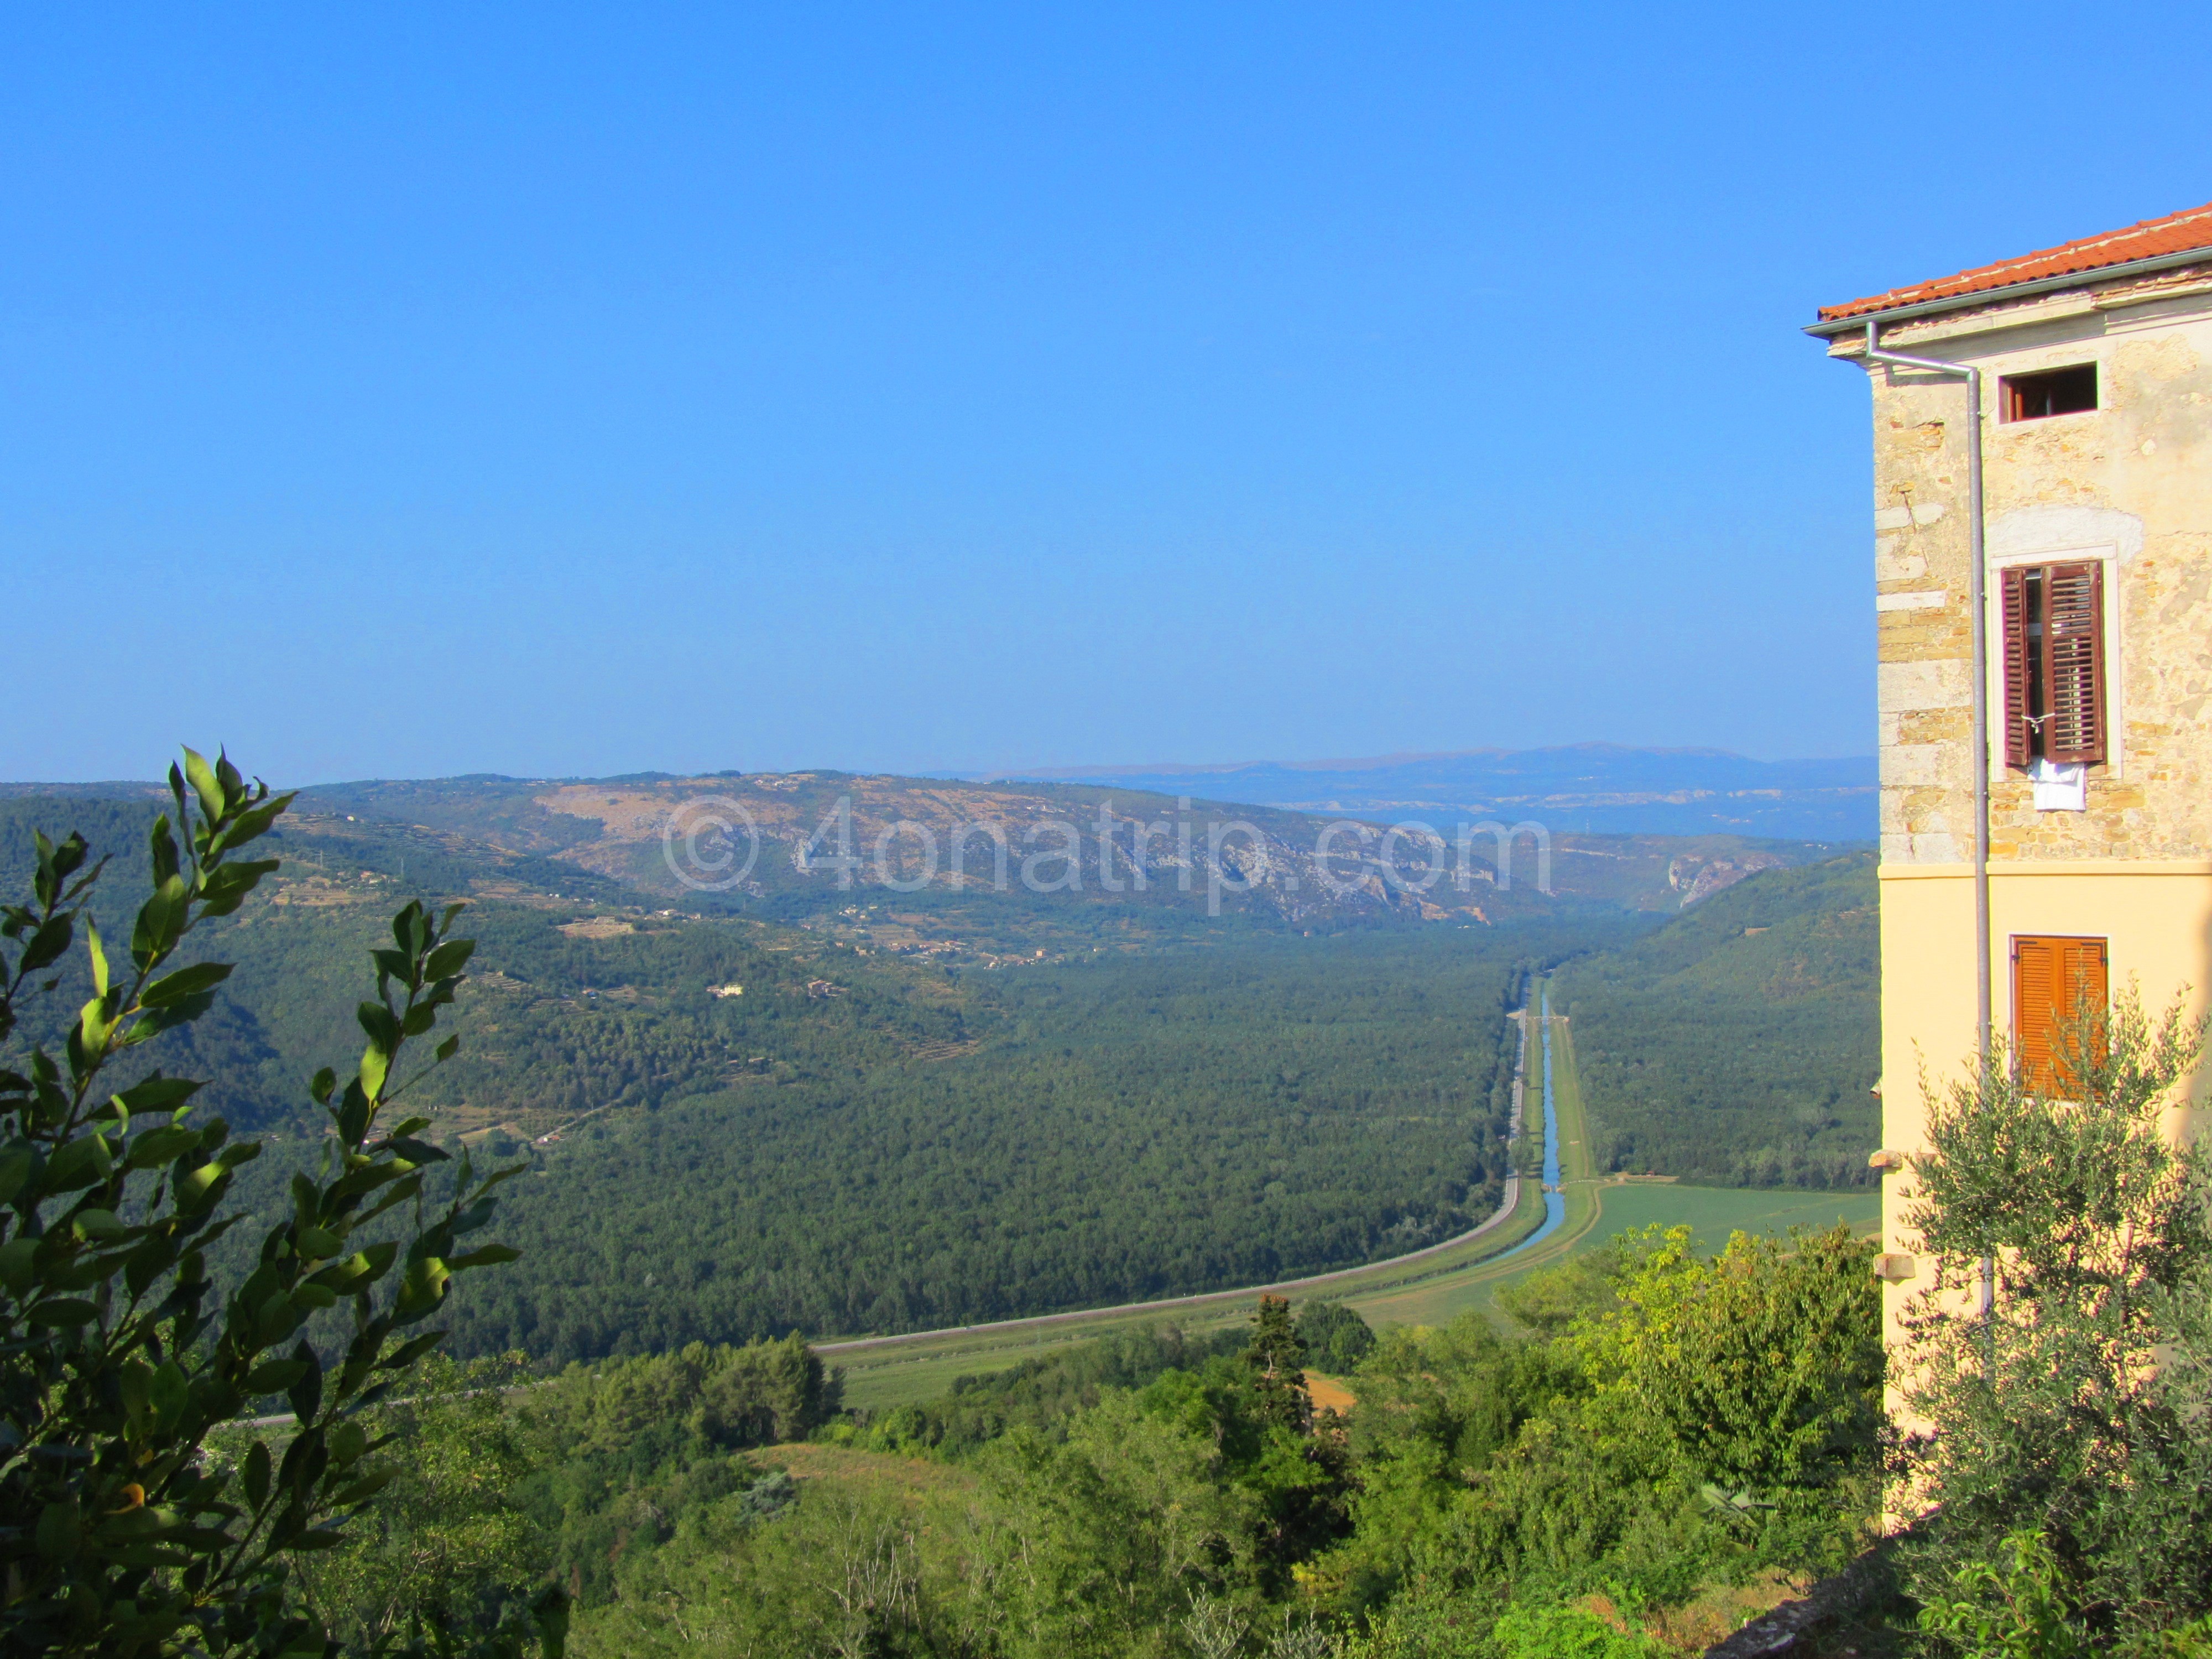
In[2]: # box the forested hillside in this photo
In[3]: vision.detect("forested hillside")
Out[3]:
[16,773,2199,1655]
[0,794,1583,1363]
[0,786,1877,1372]
[298,769,1854,932]
[1556,852,1879,1187]
[487,933,1528,1355]
[204,930,1537,1361]
[1,799,982,1139]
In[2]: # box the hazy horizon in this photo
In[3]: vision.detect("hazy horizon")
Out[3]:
[1,736,1877,791]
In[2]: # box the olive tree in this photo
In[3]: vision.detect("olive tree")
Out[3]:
[1900,991,2212,1647]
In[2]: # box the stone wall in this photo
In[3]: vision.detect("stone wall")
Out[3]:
[1845,271,2212,868]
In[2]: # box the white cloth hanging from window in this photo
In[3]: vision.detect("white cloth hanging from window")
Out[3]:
[2029,757,2088,811]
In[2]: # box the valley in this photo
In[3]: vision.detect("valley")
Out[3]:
[824,984,1877,1411]
[2,766,1892,1656]
[1556,850,1880,1187]
[1,779,1879,1369]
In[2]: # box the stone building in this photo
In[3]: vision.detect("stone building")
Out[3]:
[1807,202,2212,1341]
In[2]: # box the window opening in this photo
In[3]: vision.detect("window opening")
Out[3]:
[2000,561,2106,768]
[2002,363,2098,422]
[2022,568,2048,756]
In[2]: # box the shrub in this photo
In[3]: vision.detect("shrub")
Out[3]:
[1491,1604,1657,1659]
[0,751,541,1657]
[1900,993,2212,1645]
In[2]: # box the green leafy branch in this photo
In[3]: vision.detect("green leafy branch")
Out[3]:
[0,750,549,1658]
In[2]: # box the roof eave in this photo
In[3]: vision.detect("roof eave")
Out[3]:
[1804,244,2212,340]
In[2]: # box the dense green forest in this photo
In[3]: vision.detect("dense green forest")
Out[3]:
[205,930,1536,1360]
[178,899,979,1137]
[6,885,980,1140]
[0,791,1624,1361]
[1556,853,1879,1189]
[0,792,1605,1138]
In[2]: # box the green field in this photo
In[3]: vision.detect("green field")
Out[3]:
[833,1007,1879,1411]
[1340,1015,1876,1328]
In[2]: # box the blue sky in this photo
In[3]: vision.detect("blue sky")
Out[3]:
[4,5,2205,783]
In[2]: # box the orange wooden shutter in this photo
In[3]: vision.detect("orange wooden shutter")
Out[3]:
[2000,566,2032,768]
[2014,935,2057,1087]
[2012,934,2109,1092]
[2059,937,2110,1081]
[2042,562,2106,765]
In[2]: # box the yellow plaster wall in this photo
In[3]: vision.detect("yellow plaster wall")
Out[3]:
[1875,861,2212,1345]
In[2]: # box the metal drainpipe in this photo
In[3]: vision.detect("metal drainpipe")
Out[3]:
[1862,317,1995,1320]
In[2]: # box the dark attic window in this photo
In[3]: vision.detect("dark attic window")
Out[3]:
[2002,363,2099,422]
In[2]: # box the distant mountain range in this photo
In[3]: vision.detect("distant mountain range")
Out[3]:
[2,762,1859,961]
[966,743,1875,842]
[1,744,1874,842]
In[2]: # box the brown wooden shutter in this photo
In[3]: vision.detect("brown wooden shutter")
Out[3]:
[2042,561,2106,765]
[2012,934,2109,1093]
[2000,565,2032,768]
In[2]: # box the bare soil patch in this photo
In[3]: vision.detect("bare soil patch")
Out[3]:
[557,916,635,940]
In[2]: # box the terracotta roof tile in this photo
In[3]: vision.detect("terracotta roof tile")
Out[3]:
[1818,200,2212,323]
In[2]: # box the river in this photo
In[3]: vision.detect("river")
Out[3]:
[1494,981,1564,1262]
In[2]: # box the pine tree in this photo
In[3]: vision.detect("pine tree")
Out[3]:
[1243,1293,1312,1432]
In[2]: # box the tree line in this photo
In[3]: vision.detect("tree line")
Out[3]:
[1556,853,1879,1189]
[377,935,1532,1360]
